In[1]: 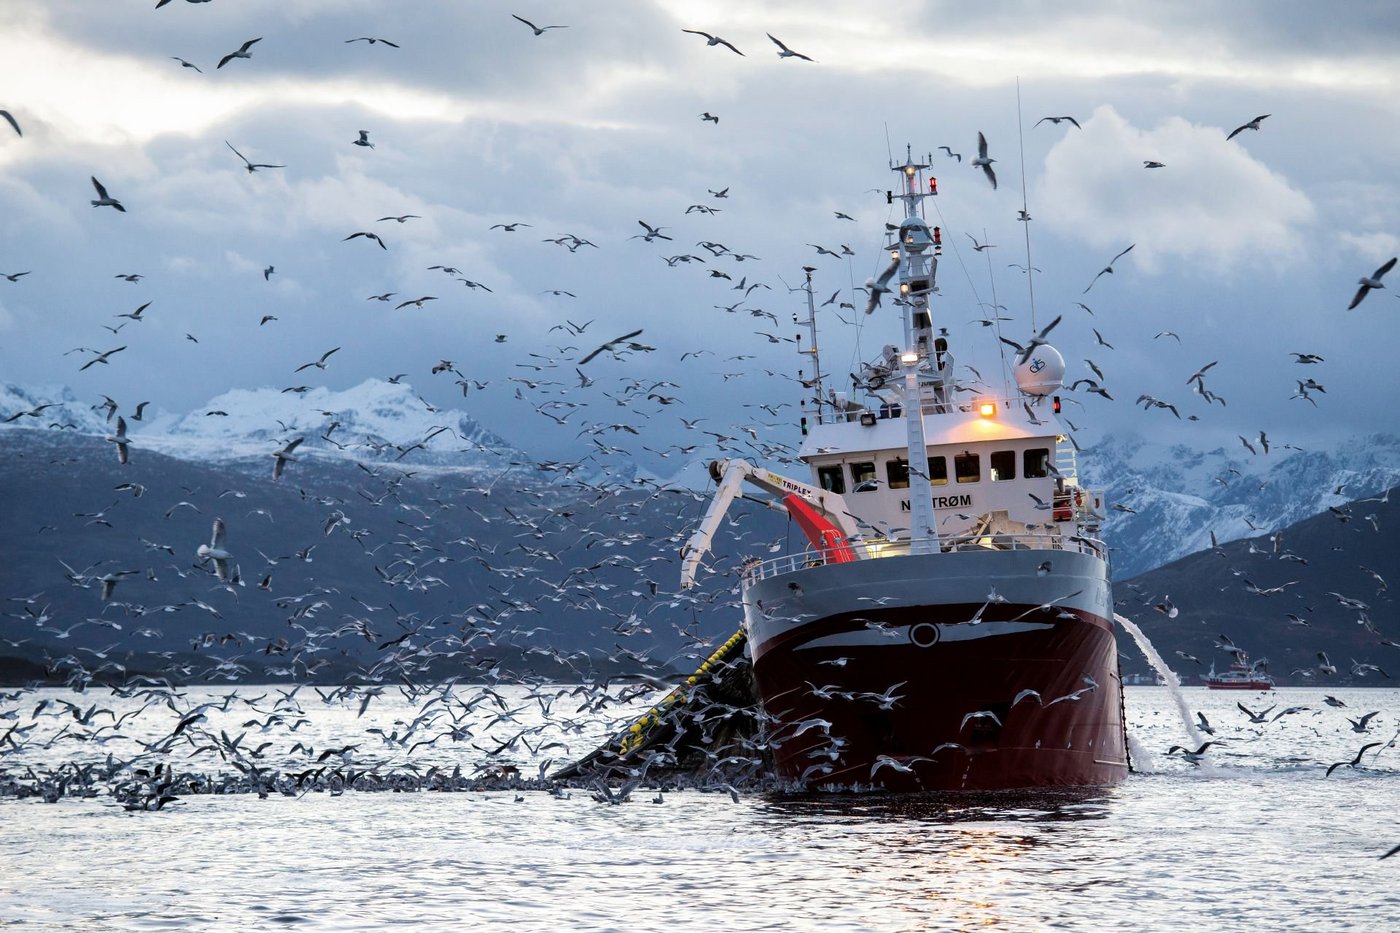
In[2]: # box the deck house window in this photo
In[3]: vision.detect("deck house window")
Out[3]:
[851,461,877,491]
[990,450,1016,482]
[817,465,845,494]
[954,452,980,484]
[886,458,910,489]
[1024,447,1050,479]
[929,456,948,486]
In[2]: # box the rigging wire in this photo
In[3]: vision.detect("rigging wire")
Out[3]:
[1015,77,1039,332]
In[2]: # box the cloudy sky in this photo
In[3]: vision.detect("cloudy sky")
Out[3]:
[2,0,1397,473]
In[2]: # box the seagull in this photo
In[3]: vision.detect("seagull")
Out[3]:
[1226,113,1270,141]
[937,145,961,162]
[225,142,283,173]
[345,37,400,48]
[700,112,719,124]
[512,14,568,35]
[863,256,899,315]
[294,347,340,372]
[105,416,131,465]
[579,329,645,365]
[1348,711,1380,733]
[1083,244,1134,293]
[3,271,31,281]
[89,176,125,212]
[353,130,375,149]
[344,231,387,249]
[0,110,20,136]
[217,37,262,69]
[79,346,126,371]
[682,29,743,55]
[395,296,437,309]
[1325,742,1380,777]
[1166,741,1218,765]
[1347,257,1396,310]
[196,518,234,582]
[1237,701,1275,724]
[488,221,529,231]
[967,234,995,252]
[272,437,303,480]
[999,315,1061,366]
[766,33,814,61]
[115,301,150,321]
[1035,115,1081,129]
[634,220,672,242]
[1143,160,1165,168]
[971,132,997,189]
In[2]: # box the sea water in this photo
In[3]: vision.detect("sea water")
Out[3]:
[1,685,1396,931]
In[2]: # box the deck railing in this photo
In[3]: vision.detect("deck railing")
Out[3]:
[742,531,1106,585]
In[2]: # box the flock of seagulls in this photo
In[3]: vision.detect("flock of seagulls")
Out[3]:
[0,12,1394,842]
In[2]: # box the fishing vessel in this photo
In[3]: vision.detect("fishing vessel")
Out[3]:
[677,149,1130,791]
[1202,654,1275,690]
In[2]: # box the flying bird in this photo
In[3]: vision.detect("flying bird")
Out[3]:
[344,231,387,249]
[353,130,375,149]
[345,37,400,47]
[225,141,283,173]
[1035,115,1081,129]
[79,346,126,371]
[170,57,203,73]
[294,347,341,372]
[512,14,568,35]
[395,296,437,309]
[1226,113,1270,141]
[0,109,20,136]
[971,132,997,189]
[2,271,31,281]
[579,329,646,365]
[196,518,234,582]
[1143,160,1165,168]
[682,29,743,55]
[1083,244,1135,293]
[89,176,125,212]
[272,437,303,480]
[217,37,262,69]
[105,416,131,465]
[700,112,719,124]
[1347,256,1396,310]
[767,33,814,61]
[999,315,1061,366]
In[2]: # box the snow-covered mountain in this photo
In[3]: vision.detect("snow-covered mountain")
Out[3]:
[4,381,1395,578]
[2,379,622,483]
[1080,432,1400,577]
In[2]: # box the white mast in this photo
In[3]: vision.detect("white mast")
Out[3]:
[889,148,942,545]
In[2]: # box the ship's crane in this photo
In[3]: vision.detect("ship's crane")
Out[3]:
[679,459,859,589]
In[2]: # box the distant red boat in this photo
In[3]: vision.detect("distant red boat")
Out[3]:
[1203,655,1275,690]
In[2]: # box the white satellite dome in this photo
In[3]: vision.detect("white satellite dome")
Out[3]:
[1014,343,1065,396]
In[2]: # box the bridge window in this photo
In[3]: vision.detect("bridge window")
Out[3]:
[990,450,1016,482]
[885,458,909,489]
[851,461,877,492]
[1024,447,1050,479]
[954,452,980,484]
[817,465,845,494]
[930,456,948,486]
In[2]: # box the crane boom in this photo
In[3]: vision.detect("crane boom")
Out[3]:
[679,459,857,589]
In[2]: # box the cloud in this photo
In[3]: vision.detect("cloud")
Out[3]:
[1036,106,1315,276]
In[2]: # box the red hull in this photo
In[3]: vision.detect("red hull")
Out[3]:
[748,604,1129,791]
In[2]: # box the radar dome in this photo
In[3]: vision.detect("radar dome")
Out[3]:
[1014,344,1064,396]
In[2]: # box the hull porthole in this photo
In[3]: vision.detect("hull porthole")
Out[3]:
[910,622,941,648]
